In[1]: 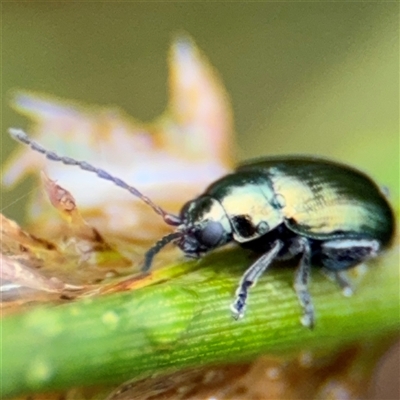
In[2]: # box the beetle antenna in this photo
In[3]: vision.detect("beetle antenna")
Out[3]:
[142,231,182,272]
[9,128,182,226]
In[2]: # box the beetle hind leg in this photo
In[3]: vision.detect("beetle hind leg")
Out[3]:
[320,239,380,271]
[322,269,354,297]
[319,238,380,296]
[231,240,283,320]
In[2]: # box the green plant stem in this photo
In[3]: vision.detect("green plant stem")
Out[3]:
[1,247,399,398]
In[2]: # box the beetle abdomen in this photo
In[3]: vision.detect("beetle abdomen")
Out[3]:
[238,156,394,246]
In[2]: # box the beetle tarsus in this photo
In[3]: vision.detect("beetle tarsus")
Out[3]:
[333,270,354,297]
[321,268,355,297]
[230,301,244,320]
[231,281,251,319]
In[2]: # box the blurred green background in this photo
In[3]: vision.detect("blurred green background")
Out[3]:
[2,2,399,223]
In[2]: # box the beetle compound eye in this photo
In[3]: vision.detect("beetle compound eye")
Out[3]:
[198,221,224,247]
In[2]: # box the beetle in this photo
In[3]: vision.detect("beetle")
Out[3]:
[9,128,395,328]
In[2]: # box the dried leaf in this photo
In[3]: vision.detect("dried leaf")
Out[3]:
[3,37,234,242]
[1,37,234,309]
[1,253,69,293]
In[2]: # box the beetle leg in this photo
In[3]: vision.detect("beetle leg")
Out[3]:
[231,240,283,320]
[320,239,380,270]
[334,271,354,297]
[294,239,315,329]
[321,268,354,297]
[319,238,380,296]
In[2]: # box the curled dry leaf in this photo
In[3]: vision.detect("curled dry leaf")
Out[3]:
[40,172,124,258]
[0,253,75,293]
[0,213,57,257]
[3,36,234,242]
[1,174,132,308]
[1,36,234,306]
[0,214,83,309]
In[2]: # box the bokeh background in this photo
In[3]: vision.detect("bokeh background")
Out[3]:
[1,3,399,398]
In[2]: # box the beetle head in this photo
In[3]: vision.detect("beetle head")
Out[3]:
[176,196,233,257]
[142,196,232,272]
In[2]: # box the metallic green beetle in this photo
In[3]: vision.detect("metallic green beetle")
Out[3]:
[10,129,395,328]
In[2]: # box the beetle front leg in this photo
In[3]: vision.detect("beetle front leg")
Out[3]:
[294,238,315,329]
[231,240,283,320]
